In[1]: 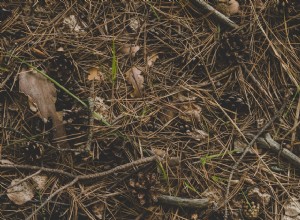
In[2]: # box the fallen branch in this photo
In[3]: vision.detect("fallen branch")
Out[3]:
[255,133,300,168]
[158,195,210,209]
[0,156,158,181]
[191,0,239,29]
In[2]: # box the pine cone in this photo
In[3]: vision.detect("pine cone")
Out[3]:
[218,32,249,64]
[129,172,160,206]
[23,141,44,161]
[219,92,249,114]
[242,201,260,220]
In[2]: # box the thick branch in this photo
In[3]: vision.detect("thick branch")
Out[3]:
[191,0,239,29]
[158,195,210,209]
[255,133,300,168]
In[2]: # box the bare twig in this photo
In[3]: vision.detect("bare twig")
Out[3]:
[191,0,239,29]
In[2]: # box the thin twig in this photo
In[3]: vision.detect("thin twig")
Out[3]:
[223,100,288,220]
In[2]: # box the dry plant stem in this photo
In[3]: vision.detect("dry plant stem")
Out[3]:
[191,0,239,29]
[256,133,300,168]
[158,195,209,209]
[223,101,288,220]
[25,177,79,220]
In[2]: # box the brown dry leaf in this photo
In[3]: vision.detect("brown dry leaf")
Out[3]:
[147,53,159,67]
[88,67,104,82]
[19,68,68,146]
[7,178,35,205]
[125,66,144,97]
[120,44,140,57]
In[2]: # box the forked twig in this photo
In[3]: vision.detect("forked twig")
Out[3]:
[223,100,288,220]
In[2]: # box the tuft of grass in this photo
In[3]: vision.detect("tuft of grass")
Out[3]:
[111,40,118,83]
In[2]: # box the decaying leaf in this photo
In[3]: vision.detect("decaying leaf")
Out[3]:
[283,197,300,218]
[120,44,140,57]
[7,178,35,205]
[92,202,105,220]
[147,53,159,67]
[88,67,104,82]
[125,66,144,97]
[63,15,85,33]
[94,97,113,122]
[19,68,68,146]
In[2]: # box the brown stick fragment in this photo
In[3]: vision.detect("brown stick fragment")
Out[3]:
[255,133,300,168]
[158,195,210,209]
[191,0,239,29]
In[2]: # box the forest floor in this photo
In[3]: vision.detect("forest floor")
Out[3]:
[0,0,300,219]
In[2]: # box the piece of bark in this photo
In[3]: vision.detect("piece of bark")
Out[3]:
[158,195,209,209]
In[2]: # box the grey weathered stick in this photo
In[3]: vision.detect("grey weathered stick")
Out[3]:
[191,0,239,29]
[158,195,210,209]
[255,133,300,168]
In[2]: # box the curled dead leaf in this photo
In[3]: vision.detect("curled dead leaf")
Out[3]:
[7,178,35,205]
[120,44,140,57]
[125,66,144,98]
[147,53,159,67]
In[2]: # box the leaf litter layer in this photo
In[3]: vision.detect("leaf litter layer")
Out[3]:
[0,0,300,219]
